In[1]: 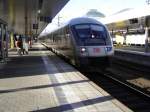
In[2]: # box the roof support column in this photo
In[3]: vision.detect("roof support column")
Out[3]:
[25,0,28,37]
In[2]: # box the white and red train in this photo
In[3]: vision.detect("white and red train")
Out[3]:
[39,17,114,69]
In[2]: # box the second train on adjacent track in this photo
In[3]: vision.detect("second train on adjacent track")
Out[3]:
[39,17,114,69]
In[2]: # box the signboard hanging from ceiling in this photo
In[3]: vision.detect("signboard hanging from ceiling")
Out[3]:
[40,16,52,23]
[33,24,38,29]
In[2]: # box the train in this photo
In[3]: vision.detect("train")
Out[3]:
[39,17,114,69]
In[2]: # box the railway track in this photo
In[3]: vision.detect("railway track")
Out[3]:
[109,57,150,93]
[82,70,150,112]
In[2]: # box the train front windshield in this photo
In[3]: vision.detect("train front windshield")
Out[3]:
[74,24,111,45]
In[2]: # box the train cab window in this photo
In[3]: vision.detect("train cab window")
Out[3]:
[74,24,110,45]
[74,24,107,39]
[91,25,107,39]
[74,25,91,38]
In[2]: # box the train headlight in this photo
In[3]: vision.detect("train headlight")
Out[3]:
[81,47,86,52]
[80,47,88,56]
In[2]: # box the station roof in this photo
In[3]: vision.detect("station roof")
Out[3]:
[100,6,150,24]
[0,0,69,36]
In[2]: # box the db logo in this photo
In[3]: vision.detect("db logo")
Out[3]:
[93,48,100,53]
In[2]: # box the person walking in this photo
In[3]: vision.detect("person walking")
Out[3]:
[16,39,22,55]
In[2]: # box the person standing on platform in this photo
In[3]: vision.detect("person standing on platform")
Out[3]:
[15,35,23,55]
[28,37,32,48]
[22,37,29,54]
[23,38,29,55]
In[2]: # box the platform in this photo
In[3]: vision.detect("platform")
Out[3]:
[0,43,132,112]
[114,48,150,67]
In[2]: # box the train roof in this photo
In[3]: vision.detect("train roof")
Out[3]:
[67,17,103,26]
[39,17,104,37]
[55,17,104,30]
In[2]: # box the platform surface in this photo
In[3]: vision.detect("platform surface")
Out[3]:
[0,43,132,112]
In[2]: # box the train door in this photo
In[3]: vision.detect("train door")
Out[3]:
[3,25,8,58]
[0,22,8,61]
[0,23,3,61]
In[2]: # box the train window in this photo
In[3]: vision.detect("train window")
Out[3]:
[74,24,110,45]
[129,18,138,24]
[91,25,107,39]
[74,25,91,38]
[74,24,107,39]
[75,25,90,29]
[91,25,104,31]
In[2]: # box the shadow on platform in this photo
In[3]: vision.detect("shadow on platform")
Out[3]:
[31,95,113,112]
